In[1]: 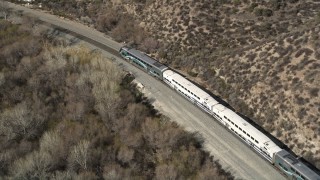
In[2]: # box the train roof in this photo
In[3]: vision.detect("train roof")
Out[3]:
[214,104,282,153]
[217,106,269,142]
[121,47,168,72]
[163,70,219,106]
[277,150,320,180]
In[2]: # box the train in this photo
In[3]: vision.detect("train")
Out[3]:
[119,46,320,180]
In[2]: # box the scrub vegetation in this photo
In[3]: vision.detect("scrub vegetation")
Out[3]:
[13,0,320,169]
[0,19,233,179]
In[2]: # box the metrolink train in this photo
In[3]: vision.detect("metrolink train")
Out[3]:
[119,46,320,180]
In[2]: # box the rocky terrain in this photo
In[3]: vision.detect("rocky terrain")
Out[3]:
[6,0,320,169]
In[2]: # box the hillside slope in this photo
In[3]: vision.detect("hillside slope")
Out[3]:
[125,0,320,168]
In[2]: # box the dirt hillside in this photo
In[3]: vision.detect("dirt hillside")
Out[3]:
[123,0,320,168]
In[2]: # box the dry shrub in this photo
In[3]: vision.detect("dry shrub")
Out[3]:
[96,10,120,32]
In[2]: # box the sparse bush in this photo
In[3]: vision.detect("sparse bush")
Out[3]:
[140,37,159,53]
[309,88,319,97]
[255,8,273,17]
[96,10,120,32]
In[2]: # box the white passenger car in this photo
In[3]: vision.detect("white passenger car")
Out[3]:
[163,70,219,112]
[212,104,282,162]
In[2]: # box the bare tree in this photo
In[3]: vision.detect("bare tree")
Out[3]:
[39,130,65,164]
[196,159,232,180]
[142,118,184,149]
[0,102,37,140]
[68,140,90,171]
[89,57,122,122]
[0,0,10,20]
[11,151,53,179]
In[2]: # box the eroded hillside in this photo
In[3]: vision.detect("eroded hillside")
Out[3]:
[121,0,320,168]
[9,0,320,168]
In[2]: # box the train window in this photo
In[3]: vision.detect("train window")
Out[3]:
[251,137,254,140]
[255,140,259,144]
[243,130,246,134]
[279,163,283,167]
[231,122,234,125]
[239,127,242,131]
[231,128,234,131]
[247,134,250,138]
[290,167,295,173]
[235,125,238,128]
